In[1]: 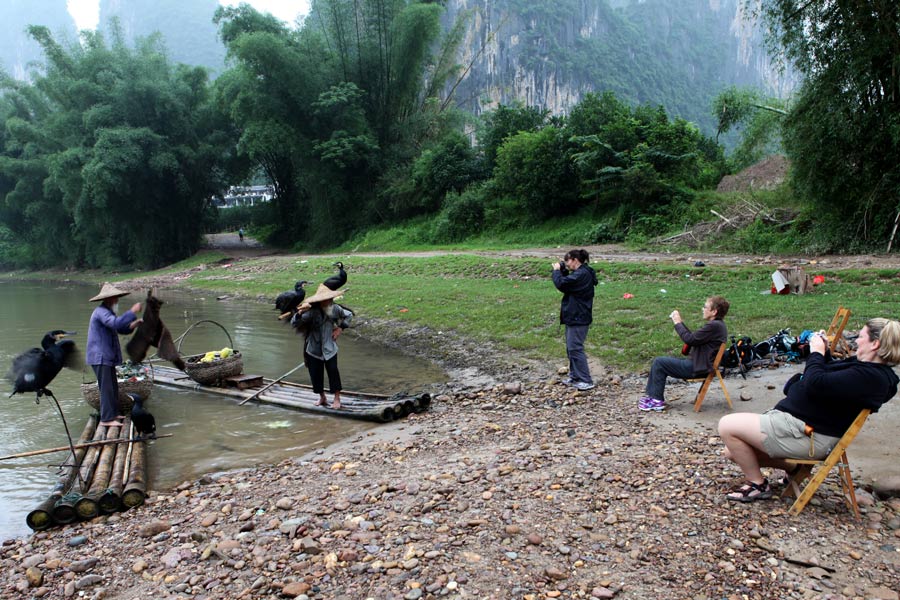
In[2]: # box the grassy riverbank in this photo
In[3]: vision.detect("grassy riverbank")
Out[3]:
[7,250,898,374]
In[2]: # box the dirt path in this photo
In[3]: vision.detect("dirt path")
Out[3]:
[203,232,271,258]
[202,234,900,270]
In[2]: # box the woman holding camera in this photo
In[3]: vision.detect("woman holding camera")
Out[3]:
[718,318,900,502]
[639,296,730,412]
[552,249,598,391]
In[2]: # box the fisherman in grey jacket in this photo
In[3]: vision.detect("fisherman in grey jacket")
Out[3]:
[293,284,353,409]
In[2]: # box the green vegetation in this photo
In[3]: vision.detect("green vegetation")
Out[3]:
[12,253,895,374]
[755,0,900,252]
[1,0,899,272]
[0,23,237,270]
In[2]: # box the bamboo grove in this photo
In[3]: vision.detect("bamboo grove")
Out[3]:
[1,0,898,269]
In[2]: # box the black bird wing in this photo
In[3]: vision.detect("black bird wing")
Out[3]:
[132,405,156,435]
[275,291,305,318]
[274,291,298,314]
[8,348,48,393]
[323,271,347,291]
[56,339,81,370]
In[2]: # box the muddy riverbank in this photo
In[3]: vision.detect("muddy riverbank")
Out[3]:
[3,244,900,599]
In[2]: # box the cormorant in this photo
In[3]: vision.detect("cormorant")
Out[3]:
[7,330,82,484]
[128,393,156,439]
[126,290,185,369]
[322,262,347,291]
[275,280,308,319]
[8,330,78,398]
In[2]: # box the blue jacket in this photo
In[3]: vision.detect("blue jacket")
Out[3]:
[86,305,137,367]
[552,264,598,326]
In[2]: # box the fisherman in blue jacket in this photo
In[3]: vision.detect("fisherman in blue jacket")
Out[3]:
[86,283,142,426]
[552,249,599,391]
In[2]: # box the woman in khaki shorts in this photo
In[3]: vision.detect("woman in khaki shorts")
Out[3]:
[717,318,900,502]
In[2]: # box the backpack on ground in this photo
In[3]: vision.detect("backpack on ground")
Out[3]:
[723,336,754,369]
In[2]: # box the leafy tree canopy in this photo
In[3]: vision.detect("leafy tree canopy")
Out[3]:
[756,0,900,249]
[0,24,237,269]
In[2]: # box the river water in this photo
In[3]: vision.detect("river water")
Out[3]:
[0,281,446,540]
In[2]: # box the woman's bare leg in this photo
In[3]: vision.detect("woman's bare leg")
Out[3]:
[718,412,770,484]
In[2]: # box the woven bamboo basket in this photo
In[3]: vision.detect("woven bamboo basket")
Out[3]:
[81,379,152,411]
[175,319,243,386]
[183,352,243,385]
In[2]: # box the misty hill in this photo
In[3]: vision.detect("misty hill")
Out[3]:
[99,0,225,75]
[0,0,75,80]
[445,0,795,134]
[0,0,225,80]
[2,0,790,137]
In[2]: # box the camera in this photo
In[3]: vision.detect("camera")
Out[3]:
[558,258,569,274]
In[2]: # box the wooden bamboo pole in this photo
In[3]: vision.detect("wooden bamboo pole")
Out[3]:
[122,437,147,508]
[76,423,122,519]
[0,433,171,461]
[238,362,304,405]
[53,422,107,523]
[100,418,131,514]
[26,415,98,530]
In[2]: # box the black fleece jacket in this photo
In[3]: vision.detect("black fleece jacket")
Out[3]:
[774,353,899,437]
[552,264,598,326]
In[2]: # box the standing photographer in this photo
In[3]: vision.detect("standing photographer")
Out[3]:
[552,249,598,391]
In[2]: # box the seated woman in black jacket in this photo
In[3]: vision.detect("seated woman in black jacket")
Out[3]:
[718,317,900,502]
[638,296,729,412]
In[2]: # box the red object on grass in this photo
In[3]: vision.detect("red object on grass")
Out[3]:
[813,275,825,285]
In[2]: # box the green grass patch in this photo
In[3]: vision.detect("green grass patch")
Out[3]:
[150,254,900,374]
[9,251,897,374]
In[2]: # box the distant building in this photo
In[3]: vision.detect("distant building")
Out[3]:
[213,185,275,208]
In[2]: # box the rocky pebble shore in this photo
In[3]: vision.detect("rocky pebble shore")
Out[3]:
[3,376,900,599]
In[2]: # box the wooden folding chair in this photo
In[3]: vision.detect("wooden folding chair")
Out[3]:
[687,342,732,412]
[825,306,852,356]
[782,409,871,519]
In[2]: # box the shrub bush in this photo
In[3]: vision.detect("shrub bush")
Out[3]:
[430,186,487,242]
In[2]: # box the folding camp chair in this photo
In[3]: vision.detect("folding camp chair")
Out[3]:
[825,306,852,356]
[782,409,871,519]
[687,342,732,412]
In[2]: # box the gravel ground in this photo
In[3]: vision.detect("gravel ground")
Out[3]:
[4,245,900,599]
[3,374,900,599]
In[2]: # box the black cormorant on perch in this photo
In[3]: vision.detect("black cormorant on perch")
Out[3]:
[275,280,309,320]
[8,330,78,398]
[322,262,347,291]
[7,330,83,483]
[128,393,156,439]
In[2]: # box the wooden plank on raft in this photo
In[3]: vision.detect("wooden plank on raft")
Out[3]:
[100,418,131,514]
[26,415,98,531]
[52,421,108,524]
[123,435,147,508]
[74,422,122,519]
[226,374,263,389]
[151,364,430,423]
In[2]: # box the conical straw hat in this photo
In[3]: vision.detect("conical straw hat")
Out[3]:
[89,282,130,302]
[303,284,346,304]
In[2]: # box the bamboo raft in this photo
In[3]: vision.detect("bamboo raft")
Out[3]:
[26,416,149,531]
[150,364,431,422]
